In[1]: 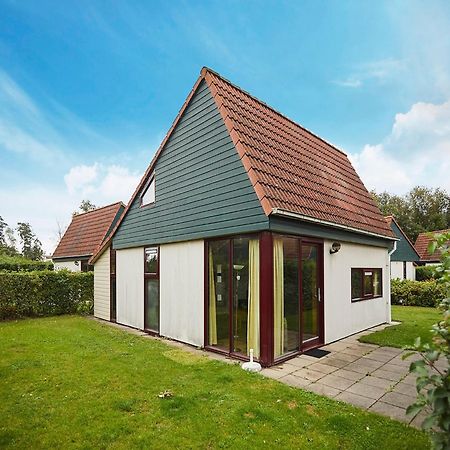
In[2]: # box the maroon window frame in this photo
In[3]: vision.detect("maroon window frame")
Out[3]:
[351,268,382,302]
[144,246,160,334]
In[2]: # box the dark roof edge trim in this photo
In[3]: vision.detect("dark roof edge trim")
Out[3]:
[271,208,398,241]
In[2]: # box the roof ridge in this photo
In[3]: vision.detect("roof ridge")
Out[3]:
[201,66,349,158]
[74,201,124,217]
[417,228,450,236]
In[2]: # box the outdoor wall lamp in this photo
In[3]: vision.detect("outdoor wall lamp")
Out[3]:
[330,242,341,254]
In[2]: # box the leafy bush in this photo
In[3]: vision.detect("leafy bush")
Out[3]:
[0,254,53,272]
[391,279,446,307]
[405,231,450,449]
[0,270,93,320]
[416,265,440,281]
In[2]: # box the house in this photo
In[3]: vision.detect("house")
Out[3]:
[415,229,449,265]
[90,67,396,367]
[385,216,419,280]
[52,202,124,272]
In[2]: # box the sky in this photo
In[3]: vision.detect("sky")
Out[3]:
[1,0,450,253]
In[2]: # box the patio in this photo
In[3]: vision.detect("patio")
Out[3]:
[260,324,437,428]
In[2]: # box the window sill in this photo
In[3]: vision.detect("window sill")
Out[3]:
[351,295,383,303]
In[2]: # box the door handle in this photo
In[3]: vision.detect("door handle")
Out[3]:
[317,287,321,302]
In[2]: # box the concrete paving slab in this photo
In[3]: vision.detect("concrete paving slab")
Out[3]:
[292,367,326,382]
[280,374,312,388]
[333,368,365,382]
[381,392,415,409]
[319,374,356,390]
[347,382,387,400]
[370,368,404,382]
[336,391,376,409]
[308,362,339,374]
[358,375,395,390]
[305,382,342,398]
[369,401,409,423]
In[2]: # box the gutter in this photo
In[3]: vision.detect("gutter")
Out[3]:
[271,208,398,241]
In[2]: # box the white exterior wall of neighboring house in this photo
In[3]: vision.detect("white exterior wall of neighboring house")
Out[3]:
[160,240,204,347]
[94,247,110,321]
[390,261,415,280]
[323,239,390,344]
[53,260,82,272]
[116,247,144,330]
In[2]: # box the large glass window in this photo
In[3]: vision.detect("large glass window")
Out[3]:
[207,237,259,358]
[351,268,382,301]
[144,247,159,332]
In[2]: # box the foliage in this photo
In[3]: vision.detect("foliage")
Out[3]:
[359,305,442,349]
[416,265,440,281]
[16,222,44,260]
[372,186,450,241]
[0,271,93,320]
[0,254,53,272]
[74,199,97,215]
[404,231,450,449]
[0,216,20,257]
[391,279,446,307]
[0,316,428,449]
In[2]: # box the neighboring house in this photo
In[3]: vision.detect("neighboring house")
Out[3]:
[52,202,124,272]
[415,228,450,265]
[385,216,419,280]
[90,67,396,367]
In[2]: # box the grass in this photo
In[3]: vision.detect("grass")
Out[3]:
[0,316,429,449]
[359,305,442,348]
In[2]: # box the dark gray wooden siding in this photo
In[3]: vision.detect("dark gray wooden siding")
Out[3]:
[113,80,269,249]
[269,216,392,248]
[390,220,419,261]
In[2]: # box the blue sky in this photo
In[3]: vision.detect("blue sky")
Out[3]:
[1,0,450,252]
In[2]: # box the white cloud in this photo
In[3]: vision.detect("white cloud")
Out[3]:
[334,58,404,88]
[350,99,450,194]
[64,164,99,194]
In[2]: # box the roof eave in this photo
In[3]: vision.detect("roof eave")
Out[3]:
[271,208,398,241]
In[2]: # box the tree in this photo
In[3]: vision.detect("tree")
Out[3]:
[0,217,19,256]
[74,200,97,215]
[372,186,450,242]
[16,222,43,260]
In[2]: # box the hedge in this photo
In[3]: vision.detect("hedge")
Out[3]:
[0,270,93,320]
[415,265,441,281]
[391,279,446,307]
[0,255,54,272]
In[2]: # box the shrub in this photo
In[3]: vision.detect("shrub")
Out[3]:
[0,254,53,272]
[0,270,93,320]
[416,265,441,281]
[405,231,450,449]
[391,279,446,307]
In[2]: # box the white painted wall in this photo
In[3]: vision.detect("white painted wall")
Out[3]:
[323,239,390,343]
[94,247,110,320]
[390,261,415,280]
[160,240,204,346]
[53,260,81,272]
[116,247,144,330]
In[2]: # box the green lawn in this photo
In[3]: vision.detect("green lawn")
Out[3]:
[359,305,442,348]
[0,316,428,449]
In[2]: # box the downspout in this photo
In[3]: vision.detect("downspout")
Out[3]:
[386,241,397,323]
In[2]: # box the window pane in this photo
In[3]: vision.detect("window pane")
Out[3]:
[232,238,249,355]
[283,238,299,353]
[302,244,319,343]
[373,269,382,296]
[145,279,159,332]
[274,237,300,358]
[364,271,373,296]
[208,240,230,350]
[351,269,362,300]
[142,178,155,205]
[145,247,158,274]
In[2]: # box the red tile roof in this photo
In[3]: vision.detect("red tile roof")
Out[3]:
[415,229,450,261]
[52,202,124,259]
[204,68,394,238]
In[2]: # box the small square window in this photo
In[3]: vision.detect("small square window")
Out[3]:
[351,268,382,301]
[141,177,155,206]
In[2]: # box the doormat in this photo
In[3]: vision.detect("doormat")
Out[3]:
[304,348,330,358]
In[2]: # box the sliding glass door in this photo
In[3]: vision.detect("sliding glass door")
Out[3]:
[273,236,323,359]
[207,237,260,358]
